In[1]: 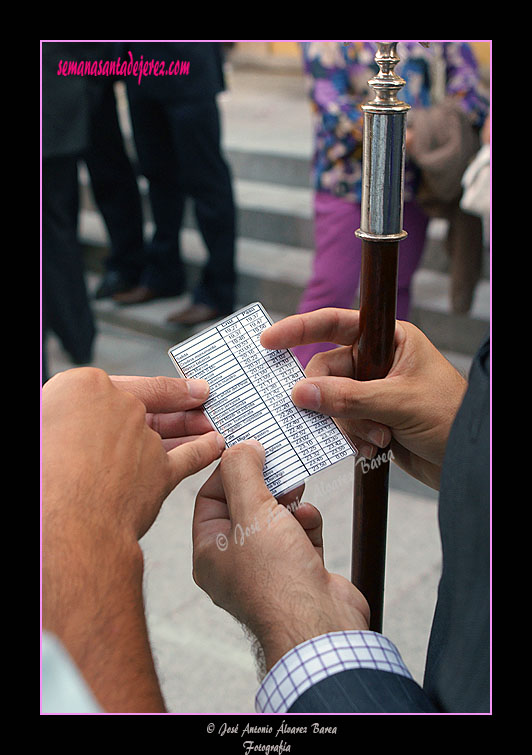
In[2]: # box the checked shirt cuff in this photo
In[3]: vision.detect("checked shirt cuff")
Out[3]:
[255,630,413,713]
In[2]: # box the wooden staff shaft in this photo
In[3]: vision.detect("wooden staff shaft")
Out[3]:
[351,238,399,633]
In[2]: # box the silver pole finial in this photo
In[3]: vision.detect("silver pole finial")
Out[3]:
[355,41,410,242]
[364,42,410,112]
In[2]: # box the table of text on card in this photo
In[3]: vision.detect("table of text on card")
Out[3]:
[168,303,354,497]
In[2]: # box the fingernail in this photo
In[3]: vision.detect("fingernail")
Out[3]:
[216,433,227,453]
[294,381,321,411]
[359,443,376,459]
[241,439,264,451]
[259,329,270,346]
[367,428,386,448]
[187,379,209,399]
[241,439,265,460]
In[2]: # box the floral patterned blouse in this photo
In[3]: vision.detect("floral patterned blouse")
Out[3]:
[301,41,489,202]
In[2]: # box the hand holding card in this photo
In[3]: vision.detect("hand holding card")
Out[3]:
[168,302,356,497]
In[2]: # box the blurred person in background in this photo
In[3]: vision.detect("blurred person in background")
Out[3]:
[459,111,490,242]
[294,41,489,368]
[115,42,236,327]
[84,43,147,300]
[42,42,150,385]
[41,42,98,383]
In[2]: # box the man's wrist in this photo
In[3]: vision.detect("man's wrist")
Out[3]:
[42,516,165,712]
[42,514,144,637]
[252,597,370,672]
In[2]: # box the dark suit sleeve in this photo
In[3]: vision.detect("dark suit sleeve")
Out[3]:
[423,335,490,712]
[288,668,439,713]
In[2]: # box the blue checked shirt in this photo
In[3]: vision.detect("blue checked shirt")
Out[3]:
[255,630,413,713]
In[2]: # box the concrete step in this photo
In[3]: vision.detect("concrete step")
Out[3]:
[81,206,489,358]
[79,164,489,279]
[79,169,314,250]
[226,146,311,189]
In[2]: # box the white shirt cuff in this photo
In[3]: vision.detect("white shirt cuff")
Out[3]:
[255,630,413,713]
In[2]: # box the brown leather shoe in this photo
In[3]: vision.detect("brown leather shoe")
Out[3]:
[166,303,228,326]
[113,285,179,305]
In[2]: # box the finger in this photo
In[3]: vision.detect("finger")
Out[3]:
[277,483,305,507]
[110,375,210,413]
[344,418,391,451]
[196,461,226,506]
[162,434,214,452]
[193,465,231,525]
[292,377,393,449]
[166,431,226,488]
[192,465,231,554]
[304,345,356,378]
[292,502,324,561]
[291,375,398,428]
[147,409,213,439]
[345,432,379,459]
[219,440,275,522]
[260,308,361,350]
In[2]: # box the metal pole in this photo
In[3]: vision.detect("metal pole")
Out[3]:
[351,42,410,633]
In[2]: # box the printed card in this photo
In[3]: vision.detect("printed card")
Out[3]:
[168,302,356,497]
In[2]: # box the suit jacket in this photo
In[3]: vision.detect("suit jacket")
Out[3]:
[289,335,490,713]
[41,42,107,160]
